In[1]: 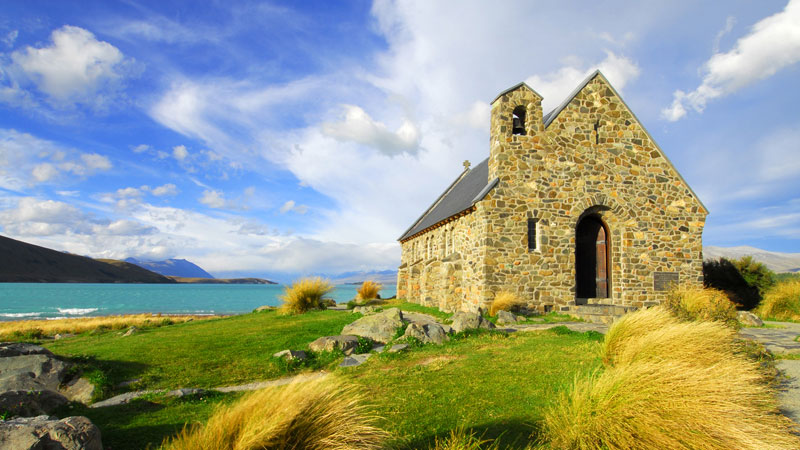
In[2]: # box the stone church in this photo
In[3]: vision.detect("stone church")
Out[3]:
[397,70,707,314]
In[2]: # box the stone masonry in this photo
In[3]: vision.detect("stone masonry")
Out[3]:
[397,71,707,313]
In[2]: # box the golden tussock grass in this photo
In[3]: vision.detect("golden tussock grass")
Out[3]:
[356,280,383,301]
[663,285,739,326]
[542,306,800,450]
[278,277,333,315]
[0,314,210,339]
[757,279,800,320]
[162,377,387,450]
[428,428,500,450]
[489,291,523,316]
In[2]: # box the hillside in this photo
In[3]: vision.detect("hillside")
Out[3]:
[168,276,276,284]
[704,245,800,273]
[125,257,214,278]
[0,235,175,283]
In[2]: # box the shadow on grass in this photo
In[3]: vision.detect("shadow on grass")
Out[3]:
[398,419,543,450]
[62,356,150,400]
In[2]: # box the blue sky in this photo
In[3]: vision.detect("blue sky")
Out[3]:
[1,0,799,280]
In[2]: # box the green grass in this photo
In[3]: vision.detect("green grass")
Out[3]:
[342,327,603,449]
[43,310,356,392]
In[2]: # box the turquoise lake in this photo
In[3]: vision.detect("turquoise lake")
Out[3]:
[0,283,397,320]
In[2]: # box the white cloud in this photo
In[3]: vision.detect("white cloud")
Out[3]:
[199,189,226,208]
[81,153,112,170]
[150,183,178,196]
[2,30,18,48]
[132,144,150,153]
[525,51,641,113]
[279,200,308,214]
[172,144,189,161]
[322,105,420,156]
[663,0,800,121]
[9,25,130,108]
[31,163,59,182]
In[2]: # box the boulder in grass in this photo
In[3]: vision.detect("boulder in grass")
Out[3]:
[0,390,69,417]
[0,415,103,450]
[403,322,450,345]
[272,350,307,361]
[342,308,404,344]
[450,311,495,333]
[0,343,53,358]
[496,310,519,325]
[0,355,69,394]
[738,311,764,327]
[309,335,362,355]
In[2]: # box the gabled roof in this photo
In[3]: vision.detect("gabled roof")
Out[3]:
[541,70,708,213]
[491,82,542,104]
[398,158,497,241]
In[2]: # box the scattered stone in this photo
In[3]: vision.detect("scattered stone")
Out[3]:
[342,308,404,344]
[90,390,160,408]
[0,354,69,393]
[497,310,519,325]
[0,390,69,417]
[738,311,764,327]
[122,326,138,337]
[387,343,408,353]
[0,343,53,358]
[60,377,95,404]
[339,354,371,368]
[372,345,386,353]
[403,322,450,345]
[352,305,377,315]
[115,378,141,389]
[450,311,496,333]
[309,335,361,355]
[165,388,207,398]
[0,415,102,450]
[53,333,76,340]
[402,311,441,326]
[253,305,276,312]
[272,350,307,361]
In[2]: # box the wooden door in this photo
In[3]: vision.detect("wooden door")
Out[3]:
[595,226,608,298]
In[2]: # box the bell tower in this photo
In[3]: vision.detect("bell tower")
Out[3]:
[488,82,543,181]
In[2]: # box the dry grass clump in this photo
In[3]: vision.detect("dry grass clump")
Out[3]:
[663,285,739,327]
[356,280,383,301]
[757,279,800,320]
[542,306,800,450]
[428,428,501,450]
[489,291,523,316]
[0,314,210,340]
[162,377,387,450]
[278,277,334,315]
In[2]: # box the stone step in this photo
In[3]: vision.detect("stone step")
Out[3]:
[567,304,637,324]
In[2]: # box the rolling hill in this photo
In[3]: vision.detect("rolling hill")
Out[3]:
[125,257,215,278]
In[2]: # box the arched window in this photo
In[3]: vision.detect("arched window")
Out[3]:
[512,105,526,136]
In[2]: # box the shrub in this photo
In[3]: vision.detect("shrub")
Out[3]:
[757,279,800,320]
[703,257,775,309]
[734,255,777,298]
[663,286,738,327]
[488,291,523,316]
[356,281,382,301]
[278,277,333,315]
[543,306,800,450]
[163,377,387,450]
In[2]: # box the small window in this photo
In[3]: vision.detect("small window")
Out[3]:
[527,218,538,251]
[512,106,526,136]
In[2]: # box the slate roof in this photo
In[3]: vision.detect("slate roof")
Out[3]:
[398,158,498,241]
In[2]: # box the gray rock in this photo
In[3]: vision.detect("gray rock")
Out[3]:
[497,310,519,325]
[0,415,102,450]
[165,388,207,398]
[272,350,307,361]
[53,334,76,340]
[339,354,371,368]
[738,311,764,327]
[0,355,69,393]
[341,308,404,344]
[0,343,53,358]
[60,377,94,404]
[0,390,69,417]
[402,311,441,326]
[122,326,138,337]
[352,306,378,315]
[450,311,496,333]
[115,379,141,389]
[90,390,160,408]
[372,345,386,353]
[253,305,276,312]
[308,335,362,355]
[403,322,450,345]
[387,343,408,353]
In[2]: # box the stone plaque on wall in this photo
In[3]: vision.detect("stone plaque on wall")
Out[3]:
[653,272,679,291]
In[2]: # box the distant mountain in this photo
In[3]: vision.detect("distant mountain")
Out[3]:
[168,276,276,284]
[0,235,175,283]
[704,246,800,273]
[331,269,398,285]
[125,257,214,278]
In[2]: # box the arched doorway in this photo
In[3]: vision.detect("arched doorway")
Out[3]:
[576,215,610,299]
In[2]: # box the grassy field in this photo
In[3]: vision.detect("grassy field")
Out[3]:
[16,302,597,449]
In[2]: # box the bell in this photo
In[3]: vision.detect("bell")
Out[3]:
[512,116,525,135]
